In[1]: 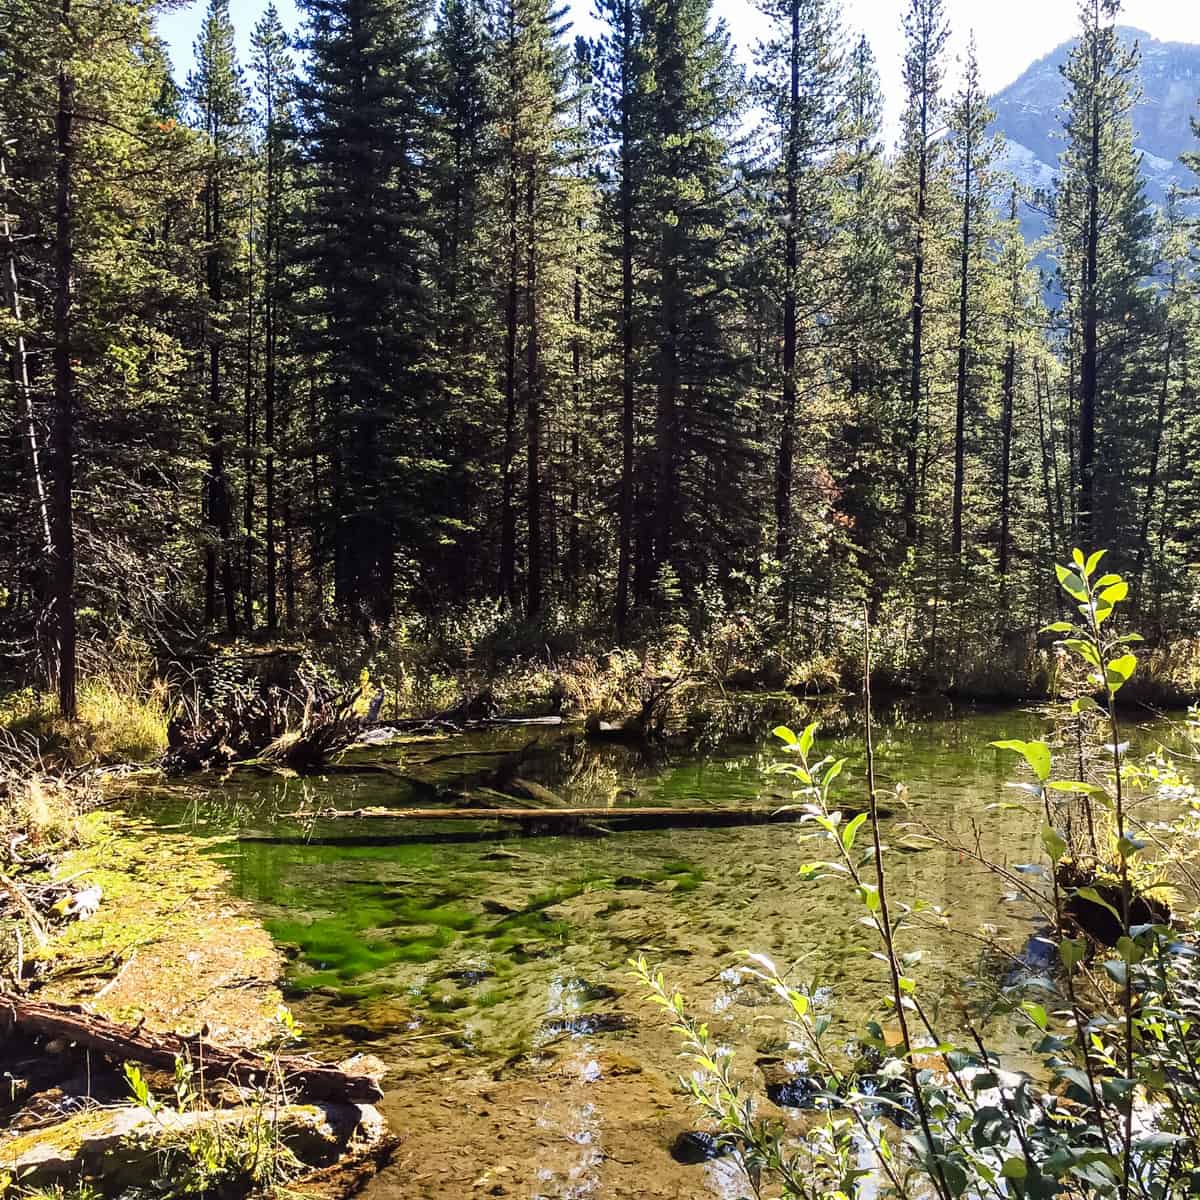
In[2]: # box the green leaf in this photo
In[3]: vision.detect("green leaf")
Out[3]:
[1001,1157,1029,1181]
[798,722,817,760]
[1099,581,1128,604]
[1059,937,1086,971]
[1041,621,1075,633]
[1084,549,1107,576]
[1072,548,1086,569]
[1021,1001,1048,1031]
[859,883,880,913]
[1105,654,1137,691]
[1071,696,1101,714]
[1041,824,1067,863]
[772,725,796,746]
[1056,564,1088,601]
[1062,638,1101,667]
[1047,779,1108,798]
[990,739,1052,782]
[1077,887,1123,922]
[842,812,867,852]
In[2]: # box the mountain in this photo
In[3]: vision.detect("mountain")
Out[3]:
[991,27,1199,244]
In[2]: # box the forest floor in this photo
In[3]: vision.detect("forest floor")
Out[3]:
[0,783,392,1198]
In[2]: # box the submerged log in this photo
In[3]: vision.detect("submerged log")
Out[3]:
[280,803,881,833]
[0,996,383,1103]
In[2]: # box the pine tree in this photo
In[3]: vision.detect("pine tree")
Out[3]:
[491,0,574,616]
[897,0,949,546]
[593,0,649,636]
[189,0,249,634]
[754,0,842,616]
[833,35,904,604]
[1055,1,1152,545]
[640,0,746,599]
[946,34,998,561]
[251,3,295,632]
[296,0,435,625]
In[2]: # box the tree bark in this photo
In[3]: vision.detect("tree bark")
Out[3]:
[524,165,542,617]
[951,124,970,560]
[0,996,382,1103]
[499,99,519,606]
[774,0,800,619]
[905,84,928,547]
[52,6,77,718]
[614,0,636,639]
[1134,327,1171,606]
[1,153,51,554]
[1078,37,1101,542]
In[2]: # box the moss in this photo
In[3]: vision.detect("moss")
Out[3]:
[36,812,282,1044]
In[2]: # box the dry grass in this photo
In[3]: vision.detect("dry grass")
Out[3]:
[0,669,169,767]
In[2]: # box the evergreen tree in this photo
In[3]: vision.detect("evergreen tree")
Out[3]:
[251,3,295,631]
[754,0,843,616]
[897,0,949,546]
[188,0,249,634]
[946,34,999,561]
[640,0,746,600]
[1054,1,1153,546]
[296,0,435,625]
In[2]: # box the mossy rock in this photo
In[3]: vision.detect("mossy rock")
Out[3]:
[1,1101,384,1190]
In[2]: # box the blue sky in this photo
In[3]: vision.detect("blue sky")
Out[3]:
[158,0,1200,137]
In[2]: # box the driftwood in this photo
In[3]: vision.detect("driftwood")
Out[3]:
[279,803,878,833]
[0,996,382,1103]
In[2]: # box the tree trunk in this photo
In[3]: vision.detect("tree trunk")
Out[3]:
[52,11,77,718]
[614,0,636,640]
[524,165,542,618]
[1,153,51,554]
[1078,54,1100,542]
[0,996,382,1104]
[904,74,930,548]
[499,135,519,605]
[951,137,970,561]
[242,209,256,632]
[1134,327,1171,606]
[774,0,800,621]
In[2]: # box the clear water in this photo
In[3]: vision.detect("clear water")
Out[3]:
[123,698,1178,1198]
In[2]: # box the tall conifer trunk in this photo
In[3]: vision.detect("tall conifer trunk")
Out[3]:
[52,2,77,717]
[524,166,542,617]
[2,153,51,555]
[774,0,800,618]
[614,0,636,638]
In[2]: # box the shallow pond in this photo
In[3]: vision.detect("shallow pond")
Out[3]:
[125,697,1181,1199]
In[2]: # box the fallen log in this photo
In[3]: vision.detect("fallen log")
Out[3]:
[280,803,882,833]
[0,996,382,1104]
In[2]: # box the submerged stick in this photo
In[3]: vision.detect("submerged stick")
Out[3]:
[0,995,382,1103]
[279,803,882,832]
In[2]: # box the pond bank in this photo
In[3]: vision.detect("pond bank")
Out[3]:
[0,795,392,1197]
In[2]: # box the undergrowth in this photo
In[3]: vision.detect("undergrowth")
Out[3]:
[637,549,1200,1199]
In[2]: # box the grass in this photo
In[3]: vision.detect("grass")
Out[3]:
[0,672,169,766]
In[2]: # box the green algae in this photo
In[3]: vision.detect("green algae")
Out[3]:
[117,703,1175,1060]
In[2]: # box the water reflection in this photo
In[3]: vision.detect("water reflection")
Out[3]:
[121,700,1181,1198]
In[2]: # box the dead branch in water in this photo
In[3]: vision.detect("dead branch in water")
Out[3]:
[0,995,383,1103]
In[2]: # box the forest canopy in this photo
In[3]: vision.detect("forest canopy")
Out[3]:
[2,0,1199,715]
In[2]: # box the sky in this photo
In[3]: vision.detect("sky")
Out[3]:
[158,0,1200,138]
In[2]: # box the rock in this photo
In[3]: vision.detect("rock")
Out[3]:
[758,1057,821,1110]
[669,1130,731,1165]
[1,1101,385,1189]
[562,977,619,1003]
[595,1051,642,1076]
[338,1053,387,1083]
[538,1012,632,1039]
